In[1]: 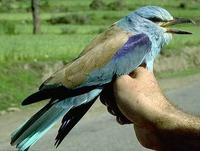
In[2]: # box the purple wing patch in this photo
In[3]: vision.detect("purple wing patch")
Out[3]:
[113,33,151,59]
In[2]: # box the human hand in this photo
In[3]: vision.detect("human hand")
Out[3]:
[100,67,170,150]
[100,66,200,150]
[100,67,169,126]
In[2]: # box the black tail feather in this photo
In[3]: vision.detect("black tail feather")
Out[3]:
[22,85,99,106]
[22,86,68,105]
[54,96,98,147]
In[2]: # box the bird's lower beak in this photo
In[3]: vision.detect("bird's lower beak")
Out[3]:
[161,18,195,34]
[166,28,192,34]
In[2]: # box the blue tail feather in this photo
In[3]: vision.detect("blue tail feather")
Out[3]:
[11,102,70,151]
[11,89,102,151]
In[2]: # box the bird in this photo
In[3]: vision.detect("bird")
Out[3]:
[11,6,193,151]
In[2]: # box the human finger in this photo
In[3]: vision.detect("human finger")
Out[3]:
[100,84,132,124]
[99,84,114,106]
[116,116,132,125]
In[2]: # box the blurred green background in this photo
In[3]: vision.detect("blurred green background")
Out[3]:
[0,0,199,111]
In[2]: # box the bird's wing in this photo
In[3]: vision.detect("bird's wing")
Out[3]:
[22,25,151,105]
[40,25,132,89]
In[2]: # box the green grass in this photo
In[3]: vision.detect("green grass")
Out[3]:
[0,12,66,21]
[0,62,42,111]
[0,34,95,63]
[14,24,106,34]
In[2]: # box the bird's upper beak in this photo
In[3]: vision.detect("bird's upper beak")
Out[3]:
[160,18,195,34]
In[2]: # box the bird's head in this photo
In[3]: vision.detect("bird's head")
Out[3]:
[134,6,194,43]
[117,6,194,70]
[119,6,194,43]
[118,6,194,47]
[134,6,194,35]
[117,5,195,61]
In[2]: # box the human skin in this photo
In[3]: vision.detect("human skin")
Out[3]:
[100,67,200,151]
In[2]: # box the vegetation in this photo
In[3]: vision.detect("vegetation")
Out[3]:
[0,0,199,111]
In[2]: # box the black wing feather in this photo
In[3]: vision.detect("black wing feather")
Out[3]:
[54,96,98,147]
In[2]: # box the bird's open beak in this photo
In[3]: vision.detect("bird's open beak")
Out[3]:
[160,18,195,34]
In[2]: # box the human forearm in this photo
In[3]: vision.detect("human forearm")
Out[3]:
[154,101,200,138]
[131,96,200,151]
[152,100,200,151]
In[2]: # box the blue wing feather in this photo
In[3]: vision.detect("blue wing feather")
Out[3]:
[82,33,151,87]
[113,33,150,59]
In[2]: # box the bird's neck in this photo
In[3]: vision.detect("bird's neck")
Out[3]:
[117,17,163,71]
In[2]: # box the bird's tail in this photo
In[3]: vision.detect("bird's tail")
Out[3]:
[10,102,70,151]
[10,89,102,151]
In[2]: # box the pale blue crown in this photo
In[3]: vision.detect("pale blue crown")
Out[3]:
[134,6,173,21]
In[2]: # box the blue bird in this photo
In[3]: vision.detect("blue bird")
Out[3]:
[11,6,193,151]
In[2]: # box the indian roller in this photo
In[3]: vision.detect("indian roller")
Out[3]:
[11,6,193,151]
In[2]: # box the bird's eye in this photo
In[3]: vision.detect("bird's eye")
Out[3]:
[148,17,163,22]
